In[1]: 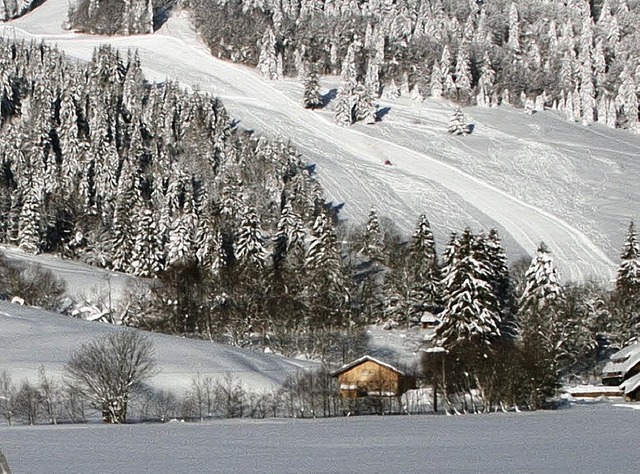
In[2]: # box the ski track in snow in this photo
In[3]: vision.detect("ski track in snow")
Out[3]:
[1,2,632,282]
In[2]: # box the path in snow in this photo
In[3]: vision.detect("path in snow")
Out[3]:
[2,3,634,282]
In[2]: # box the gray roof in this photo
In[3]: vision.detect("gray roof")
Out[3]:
[602,343,640,377]
[620,372,640,396]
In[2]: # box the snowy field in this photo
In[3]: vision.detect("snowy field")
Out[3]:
[0,301,313,392]
[2,2,639,283]
[0,245,135,303]
[0,403,638,473]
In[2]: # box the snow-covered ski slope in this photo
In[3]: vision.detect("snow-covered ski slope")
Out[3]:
[4,2,640,282]
[0,300,312,391]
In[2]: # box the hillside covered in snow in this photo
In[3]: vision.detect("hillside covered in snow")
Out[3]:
[1,0,638,284]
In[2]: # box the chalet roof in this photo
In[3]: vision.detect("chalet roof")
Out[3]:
[620,372,640,396]
[420,312,438,323]
[602,343,640,377]
[330,355,406,377]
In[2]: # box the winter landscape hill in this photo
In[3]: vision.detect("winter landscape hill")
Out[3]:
[0,298,312,393]
[2,0,639,284]
[2,1,640,472]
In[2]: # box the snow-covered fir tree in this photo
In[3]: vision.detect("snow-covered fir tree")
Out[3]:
[615,221,640,298]
[406,214,441,317]
[302,66,323,110]
[131,207,164,277]
[448,108,471,135]
[361,208,384,262]
[235,206,269,270]
[517,242,566,406]
[257,27,279,80]
[17,187,42,255]
[436,229,501,350]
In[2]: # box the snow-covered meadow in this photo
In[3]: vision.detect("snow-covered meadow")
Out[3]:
[2,1,639,283]
[0,403,638,473]
[0,301,313,393]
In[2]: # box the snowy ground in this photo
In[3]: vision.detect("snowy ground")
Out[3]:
[0,301,313,393]
[0,245,135,303]
[0,403,638,473]
[2,2,638,283]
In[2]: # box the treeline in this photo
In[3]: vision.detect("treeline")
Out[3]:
[189,0,640,131]
[66,0,177,34]
[0,0,40,21]
[0,38,358,359]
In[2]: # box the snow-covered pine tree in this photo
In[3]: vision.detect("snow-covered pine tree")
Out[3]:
[615,221,640,299]
[407,214,441,318]
[365,57,381,99]
[302,65,322,110]
[430,59,443,99]
[334,84,355,126]
[616,66,640,132]
[17,187,42,254]
[195,217,224,275]
[507,2,521,53]
[360,208,384,262]
[257,27,279,80]
[131,207,164,277]
[440,45,456,98]
[436,229,501,350]
[354,83,377,124]
[486,229,514,338]
[166,205,196,268]
[305,212,343,291]
[477,51,495,107]
[448,107,471,135]
[110,183,137,272]
[517,242,566,406]
[334,42,359,126]
[273,200,306,268]
[235,206,269,270]
[454,44,472,101]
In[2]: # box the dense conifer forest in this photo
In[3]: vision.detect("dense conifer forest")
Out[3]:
[63,0,640,131]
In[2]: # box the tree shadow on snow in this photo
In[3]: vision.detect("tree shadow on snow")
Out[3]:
[376,107,391,121]
[153,0,180,31]
[324,201,345,223]
[320,89,337,108]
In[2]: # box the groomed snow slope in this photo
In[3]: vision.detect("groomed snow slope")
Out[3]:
[3,3,640,282]
[0,301,312,392]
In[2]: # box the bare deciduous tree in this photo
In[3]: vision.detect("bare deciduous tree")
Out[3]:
[0,369,15,425]
[39,366,60,425]
[14,380,41,425]
[65,331,158,423]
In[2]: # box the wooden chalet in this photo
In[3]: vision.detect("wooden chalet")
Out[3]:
[602,343,640,401]
[331,355,416,399]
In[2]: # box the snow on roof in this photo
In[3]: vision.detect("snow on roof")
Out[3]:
[603,343,640,377]
[420,312,438,323]
[620,372,640,396]
[331,355,406,377]
[565,385,623,395]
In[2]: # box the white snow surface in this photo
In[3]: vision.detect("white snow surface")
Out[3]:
[3,3,640,282]
[0,245,135,302]
[0,403,639,473]
[0,301,313,392]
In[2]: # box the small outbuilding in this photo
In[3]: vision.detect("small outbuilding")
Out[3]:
[331,355,416,399]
